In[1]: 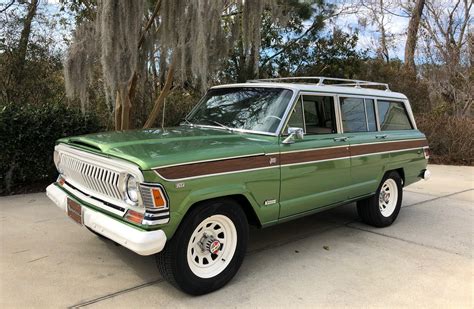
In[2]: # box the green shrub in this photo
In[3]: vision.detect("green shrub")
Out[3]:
[0,102,102,195]
[416,114,473,166]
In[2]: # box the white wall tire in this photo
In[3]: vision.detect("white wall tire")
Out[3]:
[156,198,248,295]
[357,171,403,227]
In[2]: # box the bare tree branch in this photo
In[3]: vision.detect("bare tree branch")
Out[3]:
[0,0,15,13]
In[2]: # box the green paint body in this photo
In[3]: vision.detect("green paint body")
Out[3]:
[57,125,428,239]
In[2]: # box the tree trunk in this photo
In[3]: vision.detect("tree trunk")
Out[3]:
[404,0,425,74]
[14,0,39,85]
[143,55,176,129]
[114,91,123,131]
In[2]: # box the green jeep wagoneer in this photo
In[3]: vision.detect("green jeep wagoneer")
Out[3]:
[47,77,430,295]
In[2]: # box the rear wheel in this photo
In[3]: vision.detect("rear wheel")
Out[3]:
[357,171,403,227]
[156,198,248,295]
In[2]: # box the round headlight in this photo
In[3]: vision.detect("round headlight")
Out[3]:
[126,175,139,203]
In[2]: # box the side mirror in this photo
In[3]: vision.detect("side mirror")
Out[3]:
[282,127,304,144]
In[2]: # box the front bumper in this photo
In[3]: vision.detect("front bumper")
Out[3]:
[46,184,167,256]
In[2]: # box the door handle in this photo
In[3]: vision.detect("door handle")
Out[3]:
[333,137,348,142]
[376,134,388,139]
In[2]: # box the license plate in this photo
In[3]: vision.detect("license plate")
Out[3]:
[67,198,83,225]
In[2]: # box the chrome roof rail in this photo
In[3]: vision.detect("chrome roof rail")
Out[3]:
[247,76,391,91]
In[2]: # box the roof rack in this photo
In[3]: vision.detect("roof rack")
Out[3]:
[247,76,391,91]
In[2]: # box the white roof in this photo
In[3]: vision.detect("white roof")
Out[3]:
[211,82,408,100]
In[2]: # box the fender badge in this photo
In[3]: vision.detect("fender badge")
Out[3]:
[175,182,185,189]
[264,199,277,206]
[269,157,277,165]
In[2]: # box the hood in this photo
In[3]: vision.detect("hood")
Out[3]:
[60,126,277,170]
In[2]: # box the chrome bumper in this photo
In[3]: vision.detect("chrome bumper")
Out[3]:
[46,184,167,256]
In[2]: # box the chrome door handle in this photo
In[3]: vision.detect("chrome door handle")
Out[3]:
[333,137,348,142]
[376,134,388,139]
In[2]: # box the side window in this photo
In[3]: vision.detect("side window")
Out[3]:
[377,101,413,131]
[302,95,336,134]
[340,97,377,133]
[365,99,377,131]
[286,98,304,131]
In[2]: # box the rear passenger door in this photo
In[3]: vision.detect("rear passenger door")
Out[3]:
[339,96,381,198]
[279,93,351,218]
[340,97,415,199]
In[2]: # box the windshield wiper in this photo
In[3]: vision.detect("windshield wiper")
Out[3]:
[208,120,233,132]
[181,118,194,127]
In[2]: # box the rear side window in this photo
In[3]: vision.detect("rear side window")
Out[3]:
[340,97,377,133]
[377,101,413,131]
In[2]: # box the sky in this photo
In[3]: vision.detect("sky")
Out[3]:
[327,0,410,60]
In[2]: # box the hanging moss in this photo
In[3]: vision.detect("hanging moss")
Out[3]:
[64,0,287,117]
[63,21,97,113]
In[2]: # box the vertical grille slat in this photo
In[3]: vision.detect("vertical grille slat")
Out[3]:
[61,154,124,203]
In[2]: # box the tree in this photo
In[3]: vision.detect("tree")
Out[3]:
[420,0,472,116]
[13,0,39,87]
[64,0,289,130]
[358,0,395,63]
[1,0,65,105]
[403,0,425,74]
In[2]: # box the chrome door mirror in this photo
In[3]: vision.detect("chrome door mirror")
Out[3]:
[282,127,304,144]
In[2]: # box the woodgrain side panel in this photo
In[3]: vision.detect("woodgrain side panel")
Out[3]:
[154,139,428,180]
[350,139,428,156]
[156,155,278,179]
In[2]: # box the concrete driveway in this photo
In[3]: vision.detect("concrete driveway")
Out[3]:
[1,164,472,308]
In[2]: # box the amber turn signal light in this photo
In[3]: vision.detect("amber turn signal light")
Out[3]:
[124,209,144,224]
[151,188,167,209]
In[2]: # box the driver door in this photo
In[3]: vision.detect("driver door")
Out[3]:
[279,93,352,218]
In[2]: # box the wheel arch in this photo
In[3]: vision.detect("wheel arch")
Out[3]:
[185,194,262,228]
[380,164,406,187]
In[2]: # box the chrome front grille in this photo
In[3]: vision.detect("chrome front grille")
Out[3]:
[61,154,123,201]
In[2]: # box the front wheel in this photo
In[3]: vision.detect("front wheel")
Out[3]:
[156,198,248,295]
[357,171,403,227]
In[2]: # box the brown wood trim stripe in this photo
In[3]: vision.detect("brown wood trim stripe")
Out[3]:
[280,146,350,165]
[155,155,277,180]
[350,139,428,156]
[154,139,428,180]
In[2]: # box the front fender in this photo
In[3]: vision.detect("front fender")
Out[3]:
[160,183,265,239]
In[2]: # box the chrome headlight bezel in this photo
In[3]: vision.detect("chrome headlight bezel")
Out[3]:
[125,174,139,205]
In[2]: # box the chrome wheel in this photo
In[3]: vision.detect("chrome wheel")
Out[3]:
[378,178,398,217]
[187,215,237,279]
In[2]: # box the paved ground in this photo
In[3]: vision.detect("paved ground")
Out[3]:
[0,164,472,308]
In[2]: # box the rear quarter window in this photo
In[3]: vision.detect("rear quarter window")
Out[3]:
[377,101,413,131]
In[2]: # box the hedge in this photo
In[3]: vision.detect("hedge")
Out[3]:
[416,114,473,166]
[0,102,102,195]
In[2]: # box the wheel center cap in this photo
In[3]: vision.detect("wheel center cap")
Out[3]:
[209,240,221,254]
[380,192,390,203]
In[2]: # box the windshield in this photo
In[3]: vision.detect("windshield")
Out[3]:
[186,87,293,134]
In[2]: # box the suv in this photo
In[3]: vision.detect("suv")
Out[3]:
[47,77,430,295]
